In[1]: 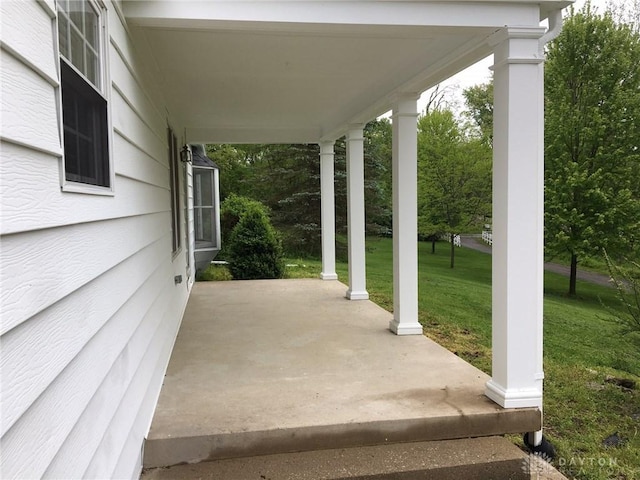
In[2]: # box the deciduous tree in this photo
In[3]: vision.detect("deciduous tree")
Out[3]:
[544,4,640,296]
[418,109,492,268]
[462,79,494,146]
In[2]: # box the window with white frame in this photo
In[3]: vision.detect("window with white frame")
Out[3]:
[168,129,181,253]
[58,0,110,188]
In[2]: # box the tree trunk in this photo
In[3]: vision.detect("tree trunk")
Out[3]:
[569,253,578,297]
[450,234,455,269]
[431,239,436,254]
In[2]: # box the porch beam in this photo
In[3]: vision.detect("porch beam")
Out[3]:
[485,27,546,409]
[345,126,369,300]
[389,94,422,335]
[124,1,542,31]
[320,141,338,280]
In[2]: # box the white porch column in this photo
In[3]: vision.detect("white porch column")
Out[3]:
[319,141,338,280]
[485,27,546,409]
[345,125,369,300]
[389,94,422,335]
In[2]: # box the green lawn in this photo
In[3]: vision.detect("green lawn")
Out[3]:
[339,238,638,480]
[200,238,640,479]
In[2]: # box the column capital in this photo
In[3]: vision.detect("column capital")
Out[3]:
[489,26,547,71]
[346,125,365,141]
[319,141,335,155]
[391,93,419,120]
[487,26,546,47]
[391,92,419,107]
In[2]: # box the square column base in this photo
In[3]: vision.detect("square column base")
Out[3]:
[485,380,543,409]
[389,319,423,335]
[320,273,338,280]
[346,290,369,300]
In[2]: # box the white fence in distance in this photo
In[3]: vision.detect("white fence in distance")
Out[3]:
[446,234,461,247]
[482,230,493,246]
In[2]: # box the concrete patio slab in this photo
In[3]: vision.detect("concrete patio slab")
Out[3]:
[144,279,540,468]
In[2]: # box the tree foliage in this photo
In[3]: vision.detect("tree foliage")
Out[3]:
[604,251,640,345]
[462,79,494,146]
[607,0,640,32]
[362,119,393,235]
[544,4,640,295]
[209,119,393,259]
[417,109,492,268]
[251,143,324,257]
[206,145,253,200]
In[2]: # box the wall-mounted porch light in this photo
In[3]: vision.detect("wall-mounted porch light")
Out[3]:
[180,144,192,163]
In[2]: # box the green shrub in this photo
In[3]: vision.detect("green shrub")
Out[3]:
[220,194,270,250]
[227,209,284,280]
[196,264,232,282]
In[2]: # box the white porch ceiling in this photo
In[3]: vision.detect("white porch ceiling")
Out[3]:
[124,1,572,144]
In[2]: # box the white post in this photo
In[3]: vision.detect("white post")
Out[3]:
[345,125,369,300]
[485,27,546,410]
[320,141,338,280]
[389,94,422,335]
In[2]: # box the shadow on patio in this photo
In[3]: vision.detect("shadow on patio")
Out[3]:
[143,279,539,468]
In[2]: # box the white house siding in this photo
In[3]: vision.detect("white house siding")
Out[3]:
[1,1,190,478]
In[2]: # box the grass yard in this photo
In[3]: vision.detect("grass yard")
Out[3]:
[199,237,639,479]
[356,238,639,480]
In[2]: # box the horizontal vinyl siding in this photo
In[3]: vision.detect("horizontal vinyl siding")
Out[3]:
[1,243,172,479]
[0,46,60,156]
[1,228,169,431]
[0,142,170,236]
[0,1,189,478]
[0,0,58,83]
[0,213,170,335]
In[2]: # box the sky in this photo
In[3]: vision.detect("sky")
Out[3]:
[415,0,610,115]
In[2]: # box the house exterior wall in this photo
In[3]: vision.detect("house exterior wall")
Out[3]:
[0,1,191,478]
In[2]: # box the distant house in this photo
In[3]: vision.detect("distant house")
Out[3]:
[0,1,568,478]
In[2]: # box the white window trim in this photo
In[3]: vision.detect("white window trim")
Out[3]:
[168,127,183,257]
[56,0,115,195]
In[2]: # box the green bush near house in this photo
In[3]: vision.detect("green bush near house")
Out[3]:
[196,264,232,281]
[219,194,271,258]
[227,208,285,280]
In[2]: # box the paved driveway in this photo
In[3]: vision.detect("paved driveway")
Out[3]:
[459,235,613,288]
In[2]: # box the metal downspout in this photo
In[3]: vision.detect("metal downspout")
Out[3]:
[539,9,564,53]
[526,8,564,453]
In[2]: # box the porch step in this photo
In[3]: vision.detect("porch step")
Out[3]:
[143,407,539,468]
[141,436,568,480]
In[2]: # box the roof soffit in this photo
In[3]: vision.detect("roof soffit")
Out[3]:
[124,1,568,143]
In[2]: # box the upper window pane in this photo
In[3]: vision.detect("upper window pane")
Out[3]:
[58,14,69,58]
[58,0,100,90]
[86,49,98,85]
[85,9,98,48]
[69,1,84,32]
[195,170,214,207]
[70,26,85,72]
